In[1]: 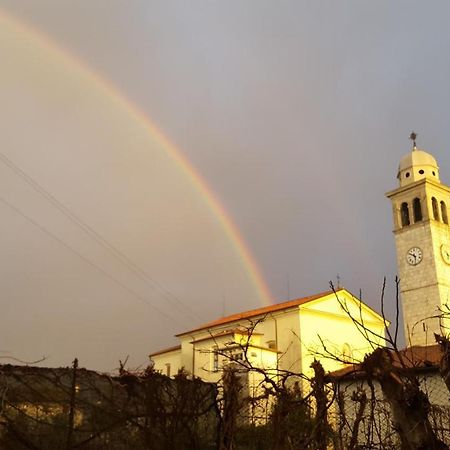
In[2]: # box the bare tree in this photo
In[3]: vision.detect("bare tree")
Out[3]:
[326,279,449,450]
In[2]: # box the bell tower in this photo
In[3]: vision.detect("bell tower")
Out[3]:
[386,134,450,346]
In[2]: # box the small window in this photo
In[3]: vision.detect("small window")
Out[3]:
[441,201,448,225]
[405,172,410,178]
[166,363,171,377]
[419,169,424,175]
[232,351,244,362]
[401,202,410,227]
[432,197,440,221]
[413,198,422,222]
[433,171,436,176]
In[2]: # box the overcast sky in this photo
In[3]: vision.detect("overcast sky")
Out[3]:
[1,1,450,371]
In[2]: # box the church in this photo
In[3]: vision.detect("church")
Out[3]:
[326,138,450,447]
[150,138,449,388]
[150,289,386,385]
[386,137,450,346]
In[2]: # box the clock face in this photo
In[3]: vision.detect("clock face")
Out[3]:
[406,247,423,266]
[441,244,450,265]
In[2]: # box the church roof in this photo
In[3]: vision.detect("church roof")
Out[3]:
[149,345,181,357]
[398,148,438,173]
[176,288,361,337]
[328,344,442,380]
[397,147,440,185]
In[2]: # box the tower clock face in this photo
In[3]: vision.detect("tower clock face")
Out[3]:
[406,247,423,266]
[441,244,450,265]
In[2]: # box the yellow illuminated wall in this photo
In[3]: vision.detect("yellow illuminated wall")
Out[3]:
[150,289,386,386]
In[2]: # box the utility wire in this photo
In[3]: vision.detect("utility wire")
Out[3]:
[0,194,186,327]
[0,151,205,323]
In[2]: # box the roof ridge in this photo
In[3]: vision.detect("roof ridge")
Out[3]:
[176,289,342,337]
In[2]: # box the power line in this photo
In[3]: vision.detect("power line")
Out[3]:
[0,194,186,327]
[0,151,205,323]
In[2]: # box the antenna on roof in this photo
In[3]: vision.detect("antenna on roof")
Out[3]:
[410,131,417,150]
[336,274,341,289]
[222,295,226,317]
[286,273,290,300]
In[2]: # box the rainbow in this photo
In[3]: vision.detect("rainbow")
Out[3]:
[0,9,273,306]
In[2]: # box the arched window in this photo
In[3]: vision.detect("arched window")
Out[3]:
[432,197,440,221]
[441,201,448,225]
[413,198,422,222]
[401,202,410,227]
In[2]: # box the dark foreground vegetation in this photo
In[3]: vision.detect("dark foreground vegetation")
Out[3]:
[2,340,450,450]
[3,286,450,449]
[0,362,218,450]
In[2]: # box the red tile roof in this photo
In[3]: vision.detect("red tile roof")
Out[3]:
[177,289,342,337]
[149,345,181,358]
[328,344,442,380]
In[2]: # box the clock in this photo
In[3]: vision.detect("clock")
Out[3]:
[406,247,423,266]
[441,244,450,265]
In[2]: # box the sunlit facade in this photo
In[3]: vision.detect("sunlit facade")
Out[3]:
[150,289,386,389]
[387,144,450,345]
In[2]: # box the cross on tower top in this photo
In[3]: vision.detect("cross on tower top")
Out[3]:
[410,131,417,149]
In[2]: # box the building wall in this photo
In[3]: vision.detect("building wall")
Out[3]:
[333,370,450,447]
[151,290,385,388]
[389,180,450,345]
[151,348,182,377]
[188,324,287,383]
[273,310,302,375]
[299,291,385,379]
